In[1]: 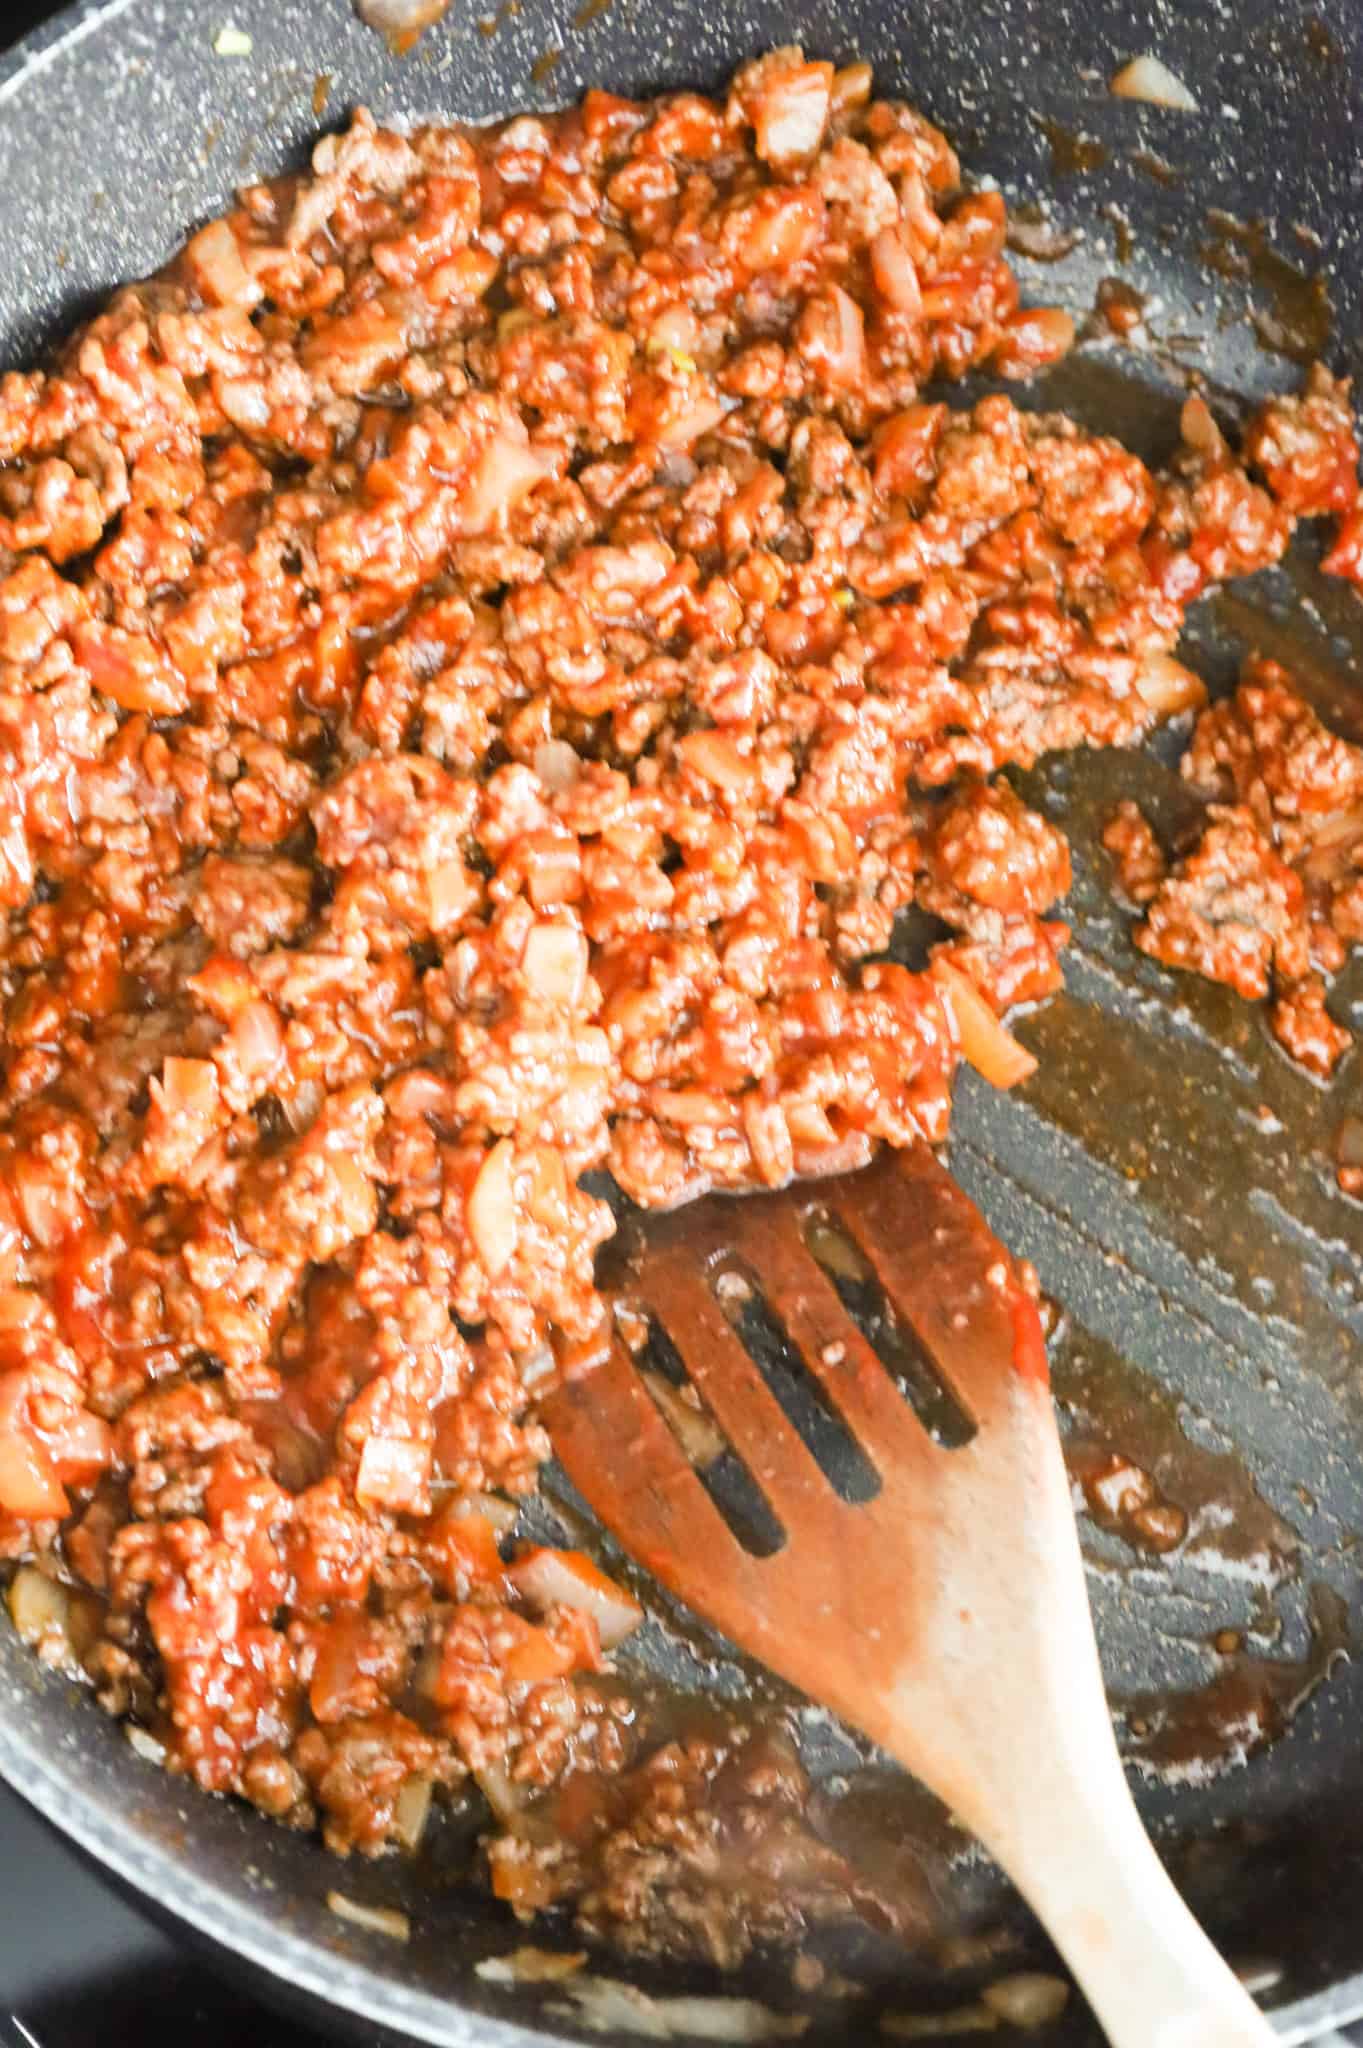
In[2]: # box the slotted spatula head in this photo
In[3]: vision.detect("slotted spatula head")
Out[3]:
[546,1141,1047,1760]
[543,1143,1277,2048]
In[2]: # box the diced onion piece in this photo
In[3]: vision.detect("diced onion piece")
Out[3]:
[0,1366,111,1502]
[784,1101,837,1150]
[1300,809,1363,880]
[212,24,253,56]
[46,1406,114,1488]
[428,857,474,931]
[384,1071,454,1125]
[870,227,922,316]
[735,186,826,272]
[467,1138,519,1277]
[393,1774,433,1852]
[522,925,589,1008]
[752,62,832,171]
[992,307,1075,379]
[559,1981,811,2043]
[1311,807,1363,849]
[6,1564,71,1650]
[474,1759,524,1824]
[1110,55,1199,111]
[75,624,186,716]
[355,1434,430,1512]
[462,431,550,535]
[931,962,1038,1091]
[831,61,874,114]
[881,2009,997,2039]
[0,1428,68,1520]
[649,307,701,359]
[808,285,867,390]
[229,998,285,1082]
[470,1490,520,1535]
[184,219,262,310]
[357,0,450,31]
[527,1146,568,1217]
[640,1367,726,1470]
[326,1890,412,1943]
[520,1341,556,1390]
[1134,652,1207,717]
[11,1152,80,1251]
[218,379,271,430]
[980,1974,1071,2028]
[1233,1958,1284,1996]
[0,1289,41,1335]
[476,1946,588,1984]
[1181,394,1228,464]
[510,1547,644,1649]
[157,1056,221,1118]
[533,739,582,793]
[678,729,752,791]
[126,1724,168,1765]
[656,386,729,450]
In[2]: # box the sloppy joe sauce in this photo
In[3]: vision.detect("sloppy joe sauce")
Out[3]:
[1,48,1361,1955]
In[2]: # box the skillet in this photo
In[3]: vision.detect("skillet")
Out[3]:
[1,1,1363,2042]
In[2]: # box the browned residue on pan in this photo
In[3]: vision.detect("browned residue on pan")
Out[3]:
[1031,113,1110,179]
[1103,200,1135,263]
[1200,210,1334,364]
[1117,1585,1349,1784]
[1131,148,1183,189]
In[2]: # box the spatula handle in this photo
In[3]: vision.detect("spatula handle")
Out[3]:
[876,1371,1278,2048]
[1013,1760,1278,2048]
[990,1406,1279,2047]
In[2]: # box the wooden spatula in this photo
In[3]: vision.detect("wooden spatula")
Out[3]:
[544,1143,1276,2048]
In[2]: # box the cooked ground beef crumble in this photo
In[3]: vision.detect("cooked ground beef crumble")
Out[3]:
[2,48,1362,1952]
[1104,657,1363,1081]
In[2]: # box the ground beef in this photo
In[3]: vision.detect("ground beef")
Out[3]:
[1125,804,1305,1001]
[1244,362,1363,587]
[1270,980,1353,1080]
[1102,800,1167,905]
[0,47,1360,1954]
[918,779,1071,1008]
[491,1721,890,1968]
[1106,660,1363,1074]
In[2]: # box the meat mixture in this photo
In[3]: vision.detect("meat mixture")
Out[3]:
[1105,655,1363,1081]
[2,47,1361,1952]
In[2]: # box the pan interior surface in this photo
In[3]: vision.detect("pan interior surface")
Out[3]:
[1,3,1363,2044]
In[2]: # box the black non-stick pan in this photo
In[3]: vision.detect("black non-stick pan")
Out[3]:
[2,1,1363,2042]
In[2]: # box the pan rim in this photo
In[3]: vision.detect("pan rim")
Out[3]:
[0,1,1360,2041]
[0,1700,566,2048]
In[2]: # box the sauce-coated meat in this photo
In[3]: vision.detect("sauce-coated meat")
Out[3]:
[0,49,1360,1951]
